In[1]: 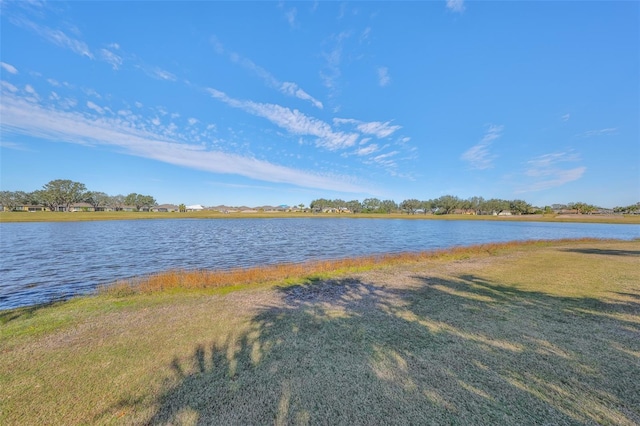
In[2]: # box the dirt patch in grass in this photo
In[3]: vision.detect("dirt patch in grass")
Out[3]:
[1,240,639,425]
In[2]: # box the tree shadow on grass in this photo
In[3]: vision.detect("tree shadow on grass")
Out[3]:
[0,300,66,324]
[146,275,640,425]
[559,248,640,257]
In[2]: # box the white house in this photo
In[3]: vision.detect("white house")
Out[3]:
[186,204,204,211]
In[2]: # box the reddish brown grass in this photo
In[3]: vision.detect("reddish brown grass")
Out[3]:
[101,238,604,295]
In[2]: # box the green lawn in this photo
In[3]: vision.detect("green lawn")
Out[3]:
[1,239,639,424]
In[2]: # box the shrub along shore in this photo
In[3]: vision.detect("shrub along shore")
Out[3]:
[1,210,639,224]
[1,238,639,425]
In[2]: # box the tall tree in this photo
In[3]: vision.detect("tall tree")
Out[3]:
[400,199,420,214]
[420,200,434,214]
[124,193,157,211]
[344,200,361,213]
[484,198,510,215]
[310,198,331,212]
[434,195,461,214]
[332,199,346,211]
[362,198,381,212]
[510,199,533,215]
[124,193,139,209]
[0,191,27,211]
[613,202,639,214]
[379,200,398,214]
[468,196,485,215]
[85,191,110,211]
[109,194,125,211]
[138,195,157,211]
[41,179,87,212]
[568,202,596,215]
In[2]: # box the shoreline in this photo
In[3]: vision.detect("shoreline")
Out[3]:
[1,210,639,224]
[2,237,636,312]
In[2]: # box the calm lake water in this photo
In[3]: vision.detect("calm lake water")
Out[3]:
[1,218,638,309]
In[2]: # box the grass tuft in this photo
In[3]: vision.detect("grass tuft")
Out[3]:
[99,238,603,296]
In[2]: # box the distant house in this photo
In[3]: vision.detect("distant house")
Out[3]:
[186,204,204,211]
[322,207,339,213]
[70,202,95,212]
[5,204,48,212]
[152,204,179,212]
[452,209,476,215]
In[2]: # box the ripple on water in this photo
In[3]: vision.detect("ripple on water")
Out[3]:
[1,218,638,309]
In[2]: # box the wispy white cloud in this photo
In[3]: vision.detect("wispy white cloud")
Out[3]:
[86,101,104,115]
[146,67,177,81]
[280,82,323,109]
[284,7,298,28]
[334,118,401,138]
[24,84,39,101]
[13,17,93,58]
[575,128,618,138]
[370,151,399,169]
[377,67,390,87]
[207,88,358,150]
[210,35,225,54]
[58,97,78,110]
[277,2,298,28]
[0,91,369,193]
[355,143,379,156]
[1,62,19,74]
[0,140,34,152]
[320,31,351,96]
[516,151,586,193]
[461,124,503,170]
[187,118,198,126]
[357,121,400,138]
[446,0,466,13]
[360,27,371,43]
[100,48,123,70]
[561,113,570,122]
[1,81,19,93]
[82,87,101,99]
[214,38,323,109]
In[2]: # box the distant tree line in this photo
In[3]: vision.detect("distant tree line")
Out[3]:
[613,202,640,214]
[3,179,637,215]
[0,179,157,212]
[310,196,633,215]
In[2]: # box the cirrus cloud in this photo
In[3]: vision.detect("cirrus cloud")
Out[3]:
[0,91,370,194]
[461,124,503,170]
[1,62,19,74]
[516,151,586,193]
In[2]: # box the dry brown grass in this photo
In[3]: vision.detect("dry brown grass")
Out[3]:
[100,239,599,295]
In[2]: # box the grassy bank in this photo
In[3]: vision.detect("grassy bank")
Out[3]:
[1,239,639,424]
[1,210,639,224]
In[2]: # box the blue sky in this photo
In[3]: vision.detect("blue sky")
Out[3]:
[1,1,638,208]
